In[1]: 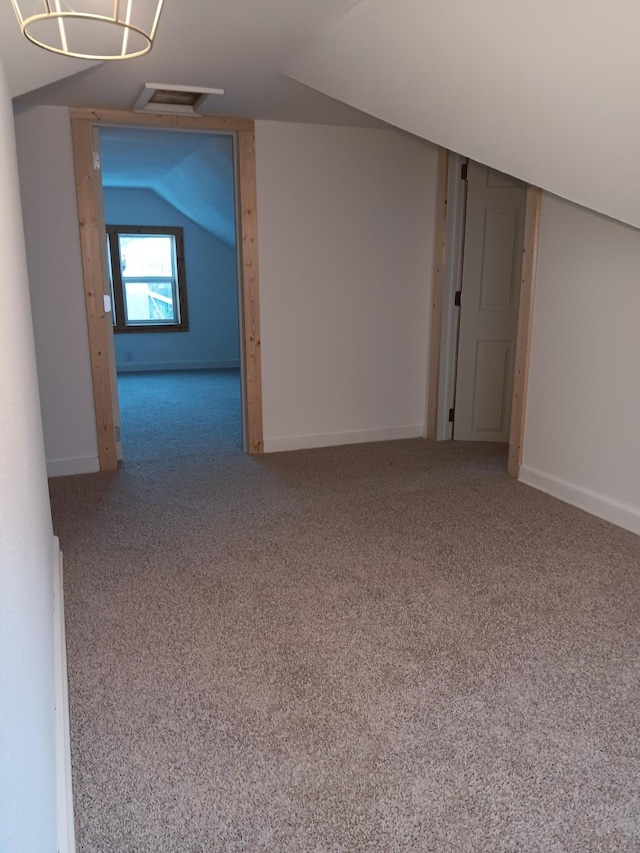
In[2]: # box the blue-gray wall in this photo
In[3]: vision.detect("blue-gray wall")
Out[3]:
[104,186,240,372]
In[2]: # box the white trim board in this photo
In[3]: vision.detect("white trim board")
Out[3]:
[519,465,640,537]
[116,360,240,373]
[47,457,100,478]
[53,538,76,853]
[264,425,424,454]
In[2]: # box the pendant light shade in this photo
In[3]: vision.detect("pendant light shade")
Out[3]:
[11,0,165,61]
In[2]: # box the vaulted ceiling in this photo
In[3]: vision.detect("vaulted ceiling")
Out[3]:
[100,127,236,246]
[8,0,382,127]
[287,0,640,230]
[3,0,640,230]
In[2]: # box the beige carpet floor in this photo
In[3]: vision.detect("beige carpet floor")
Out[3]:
[50,372,640,852]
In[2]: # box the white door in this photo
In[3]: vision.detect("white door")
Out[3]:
[92,127,123,461]
[453,161,527,442]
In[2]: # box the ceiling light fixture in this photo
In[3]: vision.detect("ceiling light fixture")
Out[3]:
[10,0,165,61]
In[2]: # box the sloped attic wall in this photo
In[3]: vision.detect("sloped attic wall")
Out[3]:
[100,127,236,246]
[288,0,640,231]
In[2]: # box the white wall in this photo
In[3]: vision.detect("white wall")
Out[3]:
[18,110,438,466]
[521,193,640,535]
[289,0,640,233]
[14,104,99,476]
[103,187,239,372]
[0,58,58,853]
[255,121,437,451]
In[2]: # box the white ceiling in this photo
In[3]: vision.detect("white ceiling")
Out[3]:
[11,0,385,127]
[287,0,640,231]
[99,127,236,246]
[6,0,640,229]
[0,2,96,97]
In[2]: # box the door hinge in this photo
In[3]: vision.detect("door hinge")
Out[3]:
[454,290,462,307]
[93,151,101,171]
[448,407,455,423]
[460,162,468,181]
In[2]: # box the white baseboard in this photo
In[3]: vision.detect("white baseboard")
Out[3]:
[519,465,640,536]
[264,424,425,453]
[47,457,100,478]
[116,360,239,373]
[53,538,76,853]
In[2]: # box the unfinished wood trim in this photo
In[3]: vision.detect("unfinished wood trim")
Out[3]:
[426,147,450,440]
[70,108,254,133]
[508,186,542,478]
[71,117,118,471]
[72,108,263,468]
[238,130,263,454]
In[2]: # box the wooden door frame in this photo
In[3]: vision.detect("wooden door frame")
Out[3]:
[426,147,542,479]
[70,108,263,471]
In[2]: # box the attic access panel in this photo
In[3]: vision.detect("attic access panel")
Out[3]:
[133,83,225,116]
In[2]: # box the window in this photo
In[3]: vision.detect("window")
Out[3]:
[107,225,188,332]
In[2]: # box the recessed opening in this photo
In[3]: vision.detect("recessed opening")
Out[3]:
[149,90,200,107]
[133,84,225,115]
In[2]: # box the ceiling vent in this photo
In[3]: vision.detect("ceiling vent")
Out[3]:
[133,83,225,116]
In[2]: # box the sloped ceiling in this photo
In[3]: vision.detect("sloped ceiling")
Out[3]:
[0,3,98,97]
[14,0,385,127]
[8,0,640,228]
[99,127,236,246]
[287,0,640,230]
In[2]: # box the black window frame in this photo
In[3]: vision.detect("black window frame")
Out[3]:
[107,224,189,333]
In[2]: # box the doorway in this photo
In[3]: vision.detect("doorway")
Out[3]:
[427,150,542,477]
[96,126,243,462]
[70,110,263,472]
[453,160,527,442]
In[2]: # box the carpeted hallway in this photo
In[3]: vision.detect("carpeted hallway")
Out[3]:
[50,372,640,852]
